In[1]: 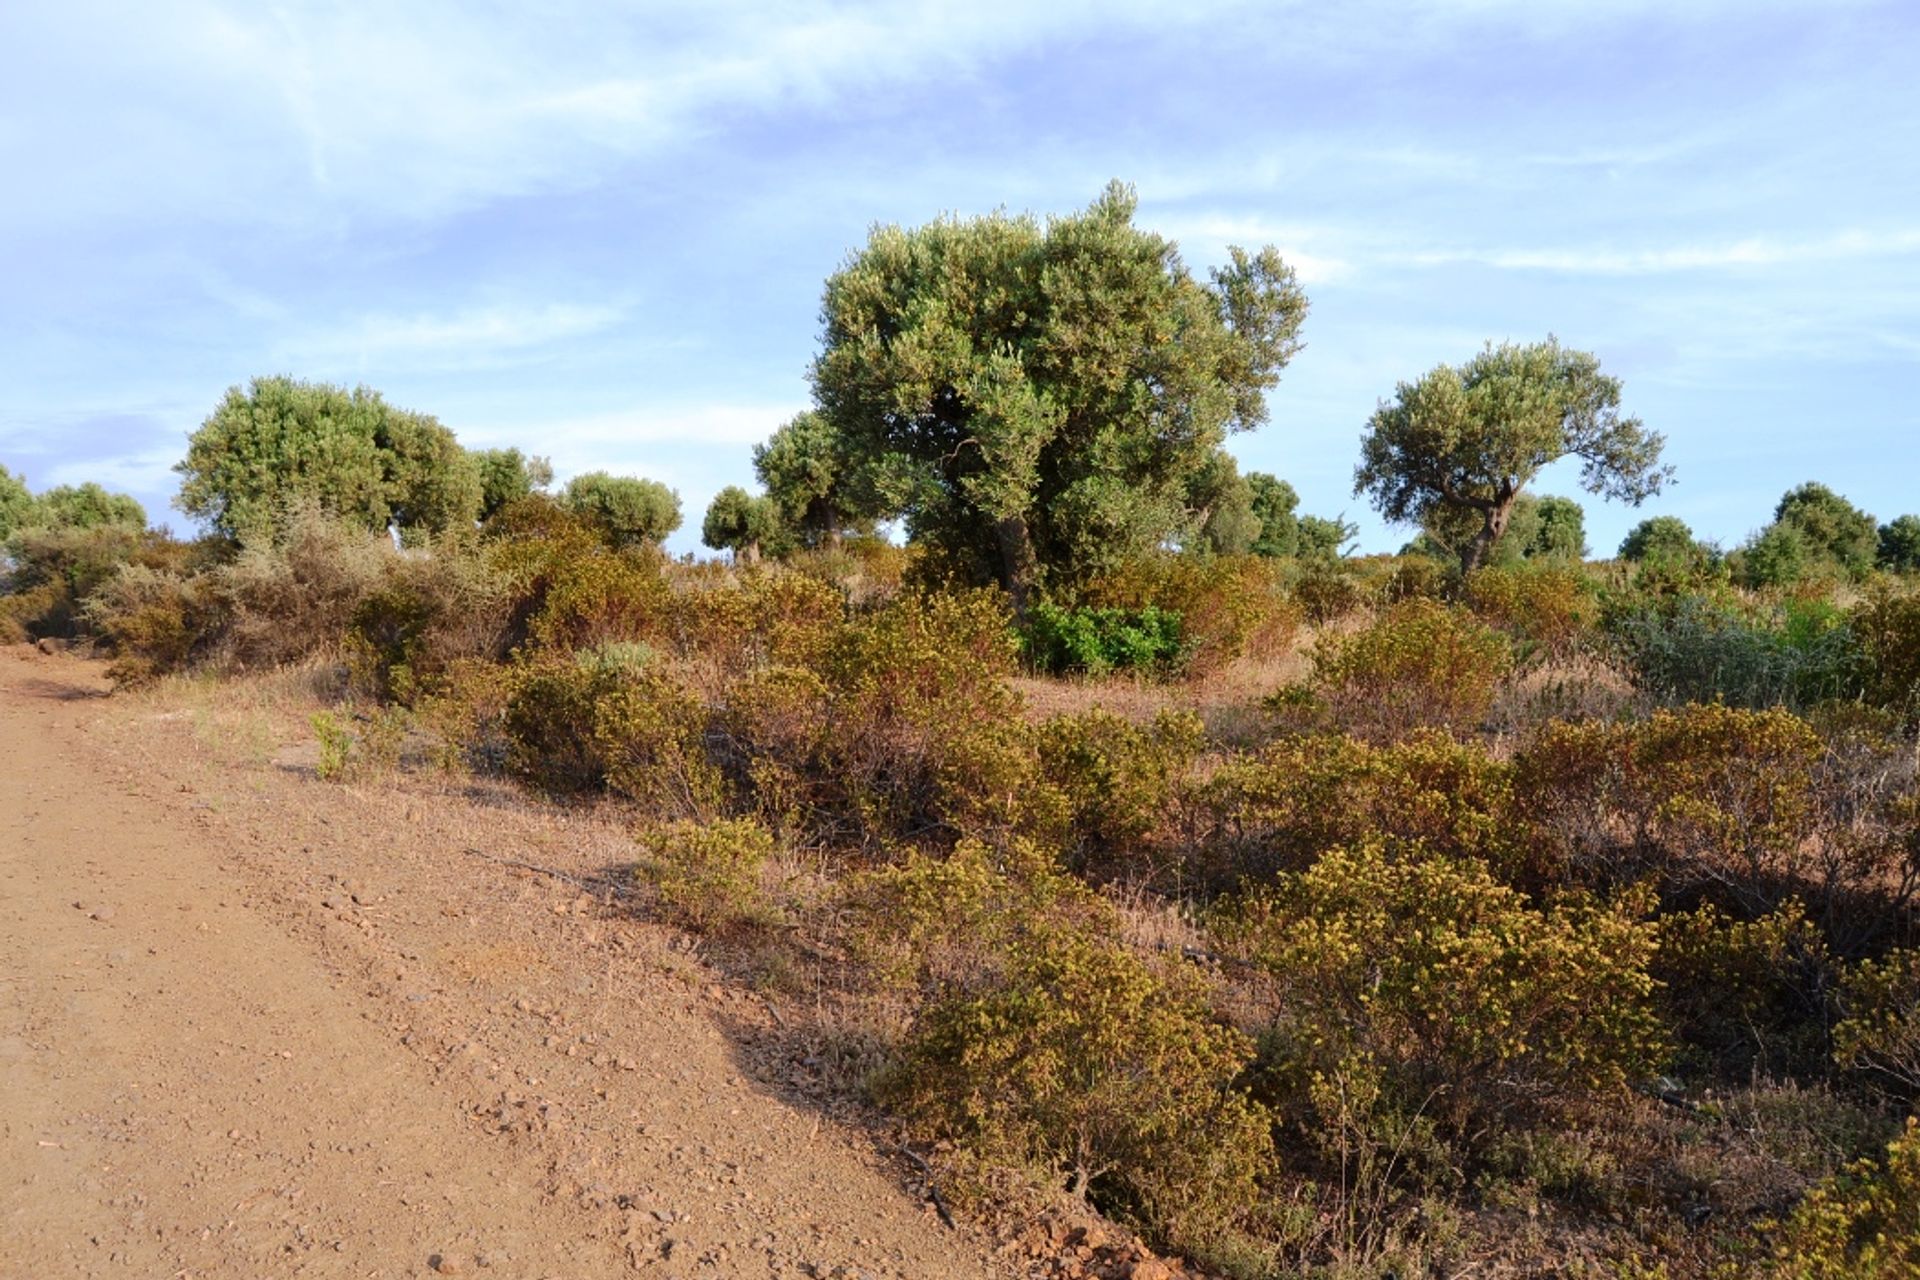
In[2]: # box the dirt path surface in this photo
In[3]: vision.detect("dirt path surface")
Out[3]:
[0,648,1011,1279]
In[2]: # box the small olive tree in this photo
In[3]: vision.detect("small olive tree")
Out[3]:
[561,471,681,548]
[1356,338,1668,576]
[701,485,783,563]
[177,376,481,542]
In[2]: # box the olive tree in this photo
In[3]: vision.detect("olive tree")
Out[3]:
[1620,514,1701,563]
[751,411,902,549]
[1771,482,1877,578]
[811,181,1308,608]
[1355,338,1668,576]
[701,485,783,563]
[472,447,554,521]
[561,471,681,548]
[176,376,481,542]
[1,465,38,539]
[34,483,147,531]
[1881,515,1920,573]
[1244,472,1301,558]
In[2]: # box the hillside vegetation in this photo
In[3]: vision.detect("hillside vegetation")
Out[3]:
[5,186,1920,1278]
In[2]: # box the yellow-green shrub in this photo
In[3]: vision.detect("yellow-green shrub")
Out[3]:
[812,590,1047,848]
[1289,559,1370,624]
[1655,900,1836,1078]
[1760,1118,1920,1279]
[848,836,1099,992]
[345,550,511,703]
[1082,553,1296,673]
[1194,730,1519,886]
[502,657,720,817]
[635,817,778,931]
[1037,708,1202,872]
[1834,948,1920,1097]
[1850,586,1920,719]
[1213,841,1665,1139]
[1466,562,1597,662]
[1513,705,1825,912]
[85,565,219,684]
[876,925,1273,1256]
[1293,599,1511,742]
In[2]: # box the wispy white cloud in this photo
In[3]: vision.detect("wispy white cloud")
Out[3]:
[498,402,804,457]
[1400,228,1920,275]
[277,303,630,371]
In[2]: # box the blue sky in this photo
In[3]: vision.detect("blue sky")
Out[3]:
[2,0,1915,556]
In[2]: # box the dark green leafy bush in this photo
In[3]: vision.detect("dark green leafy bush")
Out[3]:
[1019,601,1184,676]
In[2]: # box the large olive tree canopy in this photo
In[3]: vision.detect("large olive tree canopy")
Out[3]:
[176,376,481,543]
[810,181,1308,606]
[1356,338,1668,576]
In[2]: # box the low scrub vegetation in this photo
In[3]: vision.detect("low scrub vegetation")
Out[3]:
[10,442,1920,1277]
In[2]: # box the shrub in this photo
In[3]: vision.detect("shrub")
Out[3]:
[1604,593,1862,712]
[1834,949,1920,1098]
[1212,841,1665,1141]
[848,837,1099,992]
[1192,731,1519,888]
[815,591,1046,849]
[1654,901,1836,1078]
[85,566,221,684]
[1465,562,1597,662]
[1081,553,1296,673]
[877,925,1273,1256]
[1018,601,1185,676]
[634,817,778,931]
[1760,1118,1920,1279]
[509,539,676,656]
[1508,705,1907,939]
[345,551,510,703]
[1292,599,1511,742]
[312,711,353,780]
[1850,587,1920,719]
[501,658,720,818]
[210,512,394,668]
[1380,554,1452,604]
[1036,708,1203,873]
[3,524,163,639]
[1290,559,1369,623]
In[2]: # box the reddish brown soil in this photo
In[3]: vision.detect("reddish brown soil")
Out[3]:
[0,647,1013,1278]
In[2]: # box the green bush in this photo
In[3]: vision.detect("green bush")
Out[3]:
[1290,599,1511,742]
[1019,601,1185,676]
[634,817,778,931]
[1081,553,1296,674]
[1036,708,1202,872]
[1605,594,1863,711]
[1213,841,1665,1142]
[848,836,1097,992]
[877,925,1273,1257]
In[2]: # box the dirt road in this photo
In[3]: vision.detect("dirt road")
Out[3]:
[0,648,1010,1278]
